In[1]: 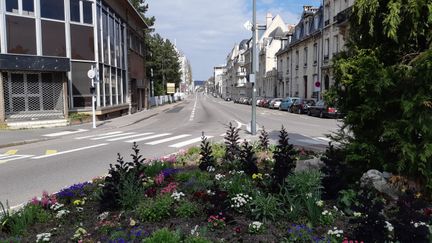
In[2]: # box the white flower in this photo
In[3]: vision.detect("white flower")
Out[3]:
[207,190,215,196]
[231,194,252,209]
[191,225,200,236]
[215,174,225,181]
[207,166,215,172]
[353,212,362,217]
[322,210,332,216]
[55,209,70,219]
[76,207,84,212]
[327,227,343,237]
[306,193,312,199]
[36,232,51,242]
[97,212,109,221]
[316,200,324,207]
[171,191,185,201]
[385,221,394,232]
[49,203,64,211]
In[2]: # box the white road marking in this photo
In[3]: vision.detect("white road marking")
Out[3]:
[189,95,198,121]
[169,136,214,148]
[314,137,332,142]
[146,134,191,145]
[0,155,33,164]
[235,120,242,129]
[91,132,135,140]
[107,133,154,141]
[125,133,171,143]
[32,143,108,159]
[297,139,326,145]
[220,133,226,137]
[43,129,88,137]
[75,131,123,140]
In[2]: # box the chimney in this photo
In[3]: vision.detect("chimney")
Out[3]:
[266,12,273,28]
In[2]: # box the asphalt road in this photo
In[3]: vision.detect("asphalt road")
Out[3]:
[0,93,340,207]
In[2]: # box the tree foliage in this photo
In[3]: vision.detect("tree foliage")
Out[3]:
[330,0,432,190]
[146,34,182,96]
[129,0,155,26]
[272,127,296,190]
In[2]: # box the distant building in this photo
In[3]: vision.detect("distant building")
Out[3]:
[0,0,149,127]
[213,65,225,96]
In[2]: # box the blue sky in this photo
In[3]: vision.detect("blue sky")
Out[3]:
[147,0,322,81]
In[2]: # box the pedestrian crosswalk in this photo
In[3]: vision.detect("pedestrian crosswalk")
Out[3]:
[0,154,33,164]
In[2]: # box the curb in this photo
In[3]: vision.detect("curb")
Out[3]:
[0,138,53,149]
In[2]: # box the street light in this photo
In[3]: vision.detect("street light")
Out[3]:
[250,0,258,135]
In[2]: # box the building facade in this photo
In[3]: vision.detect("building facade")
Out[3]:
[213,65,225,97]
[0,0,148,126]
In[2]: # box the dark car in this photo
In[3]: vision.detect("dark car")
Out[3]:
[224,96,232,101]
[307,100,340,118]
[290,99,316,114]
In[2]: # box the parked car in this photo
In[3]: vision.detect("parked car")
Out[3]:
[279,97,300,111]
[224,96,232,101]
[290,99,316,114]
[307,100,340,118]
[269,98,283,109]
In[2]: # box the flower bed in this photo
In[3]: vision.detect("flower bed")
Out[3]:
[0,125,431,242]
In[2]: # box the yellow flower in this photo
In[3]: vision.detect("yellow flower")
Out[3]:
[73,200,83,206]
[252,173,263,180]
[415,192,422,198]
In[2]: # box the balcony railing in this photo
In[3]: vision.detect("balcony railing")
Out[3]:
[277,71,283,80]
[336,7,352,26]
[324,19,330,26]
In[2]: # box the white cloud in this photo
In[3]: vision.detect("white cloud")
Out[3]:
[146,0,301,80]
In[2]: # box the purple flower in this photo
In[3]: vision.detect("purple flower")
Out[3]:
[57,182,91,199]
[161,168,180,177]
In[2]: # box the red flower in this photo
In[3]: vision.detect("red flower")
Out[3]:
[234,226,241,233]
[424,207,432,217]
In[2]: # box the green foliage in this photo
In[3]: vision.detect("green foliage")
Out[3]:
[143,228,181,243]
[211,144,226,160]
[175,200,200,218]
[0,204,51,236]
[145,161,170,177]
[117,171,145,210]
[259,127,270,150]
[224,122,241,163]
[337,189,359,215]
[187,146,201,156]
[199,136,215,171]
[146,34,181,95]
[239,140,258,176]
[249,192,283,223]
[177,170,212,194]
[68,112,90,122]
[128,0,155,26]
[137,194,174,222]
[100,143,146,211]
[332,0,432,190]
[184,236,212,243]
[272,126,296,189]
[221,172,254,197]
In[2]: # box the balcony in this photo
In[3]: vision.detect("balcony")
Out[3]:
[237,58,245,65]
[324,19,330,26]
[236,71,247,77]
[336,7,352,26]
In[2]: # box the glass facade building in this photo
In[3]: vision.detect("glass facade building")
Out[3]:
[0,0,148,123]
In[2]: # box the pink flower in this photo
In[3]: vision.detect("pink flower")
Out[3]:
[154,172,165,185]
[160,182,177,194]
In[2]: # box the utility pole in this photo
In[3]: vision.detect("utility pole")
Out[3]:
[250,0,257,135]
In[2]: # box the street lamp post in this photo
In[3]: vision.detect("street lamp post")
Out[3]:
[250,0,257,135]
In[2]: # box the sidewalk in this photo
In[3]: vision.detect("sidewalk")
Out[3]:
[0,100,187,149]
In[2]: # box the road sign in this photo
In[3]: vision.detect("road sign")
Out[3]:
[167,83,175,94]
[87,69,96,79]
[315,81,321,88]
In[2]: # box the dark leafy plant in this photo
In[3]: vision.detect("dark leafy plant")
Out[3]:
[240,140,258,176]
[391,190,431,243]
[198,136,215,171]
[259,127,269,150]
[175,200,200,218]
[272,126,296,190]
[137,195,174,222]
[349,189,390,242]
[143,228,181,243]
[249,192,283,223]
[99,143,146,211]
[224,122,241,162]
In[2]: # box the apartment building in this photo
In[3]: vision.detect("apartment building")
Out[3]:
[0,0,148,127]
[213,65,225,97]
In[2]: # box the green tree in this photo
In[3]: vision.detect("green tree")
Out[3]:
[129,0,155,26]
[330,0,432,189]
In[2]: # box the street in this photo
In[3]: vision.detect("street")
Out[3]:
[0,93,339,207]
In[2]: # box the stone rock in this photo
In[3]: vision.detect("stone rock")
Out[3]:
[295,157,324,172]
[360,169,399,200]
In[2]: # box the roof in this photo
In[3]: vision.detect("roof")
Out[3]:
[121,0,150,28]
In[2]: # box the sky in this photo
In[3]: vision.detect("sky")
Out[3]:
[147,0,322,81]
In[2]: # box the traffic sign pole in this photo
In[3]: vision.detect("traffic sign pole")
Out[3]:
[88,65,97,129]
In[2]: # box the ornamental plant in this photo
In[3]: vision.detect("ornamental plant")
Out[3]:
[272,126,296,190]
[207,213,226,230]
[137,194,174,222]
[198,136,216,171]
[248,221,264,234]
[259,127,270,150]
[239,140,259,176]
[224,122,241,163]
[230,193,252,213]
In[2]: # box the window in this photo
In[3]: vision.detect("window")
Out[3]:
[304,47,308,66]
[333,35,339,54]
[22,0,34,15]
[295,50,299,69]
[324,38,329,59]
[6,0,18,13]
[41,0,64,20]
[70,0,80,22]
[102,11,109,63]
[6,15,36,54]
[82,1,93,24]
[313,43,318,64]
[42,20,66,57]
[70,24,94,60]
[109,16,115,65]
